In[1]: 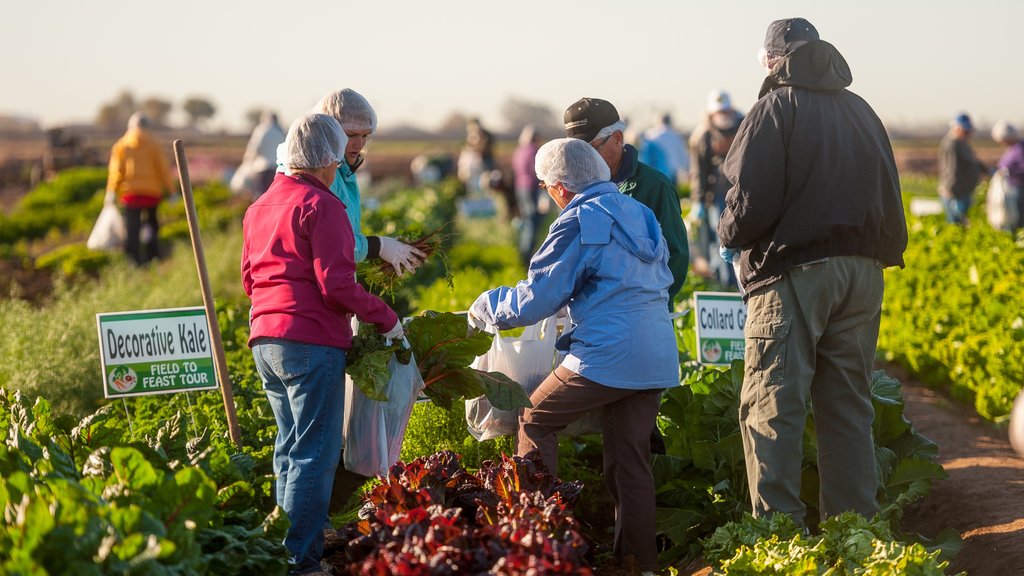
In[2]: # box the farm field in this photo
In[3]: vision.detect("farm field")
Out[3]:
[1,146,1022,574]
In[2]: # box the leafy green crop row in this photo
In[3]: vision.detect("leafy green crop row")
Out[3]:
[879,179,1024,421]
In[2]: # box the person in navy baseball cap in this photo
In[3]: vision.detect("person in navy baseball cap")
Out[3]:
[759,17,820,71]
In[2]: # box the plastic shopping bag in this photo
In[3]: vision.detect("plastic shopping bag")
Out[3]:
[987,169,1020,232]
[1009,388,1024,459]
[344,339,424,476]
[87,196,126,251]
[466,316,557,441]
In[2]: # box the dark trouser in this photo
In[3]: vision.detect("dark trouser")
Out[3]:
[740,255,882,527]
[518,366,662,572]
[124,205,160,265]
[515,184,543,266]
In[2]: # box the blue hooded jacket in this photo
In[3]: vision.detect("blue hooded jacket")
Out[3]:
[477,180,678,390]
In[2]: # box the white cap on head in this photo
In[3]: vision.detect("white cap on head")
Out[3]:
[534,138,610,193]
[314,88,377,132]
[707,90,732,113]
[284,113,348,170]
[992,120,1018,143]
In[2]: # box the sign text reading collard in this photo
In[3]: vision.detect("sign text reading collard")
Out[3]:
[97,307,218,398]
[693,291,746,366]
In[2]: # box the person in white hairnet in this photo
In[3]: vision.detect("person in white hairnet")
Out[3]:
[106,111,176,265]
[468,138,677,575]
[235,110,286,200]
[244,113,403,576]
[278,89,425,276]
[992,120,1024,231]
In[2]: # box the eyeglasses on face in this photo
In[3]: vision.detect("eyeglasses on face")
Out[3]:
[590,133,613,150]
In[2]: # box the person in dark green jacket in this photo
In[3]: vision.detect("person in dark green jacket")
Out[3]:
[564,98,689,307]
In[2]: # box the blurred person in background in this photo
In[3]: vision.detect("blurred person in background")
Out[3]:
[106,111,175,265]
[718,17,907,529]
[277,89,425,278]
[564,97,689,309]
[245,113,405,576]
[688,89,744,288]
[457,117,496,196]
[234,111,286,200]
[469,138,677,576]
[992,120,1024,231]
[511,124,545,266]
[938,112,987,225]
[640,113,690,187]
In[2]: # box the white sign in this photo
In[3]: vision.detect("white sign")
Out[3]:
[96,306,218,398]
[693,291,746,366]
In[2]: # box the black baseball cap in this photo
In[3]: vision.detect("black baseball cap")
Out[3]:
[564,97,620,142]
[764,17,819,56]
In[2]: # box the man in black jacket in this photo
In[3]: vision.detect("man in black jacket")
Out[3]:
[717,18,908,529]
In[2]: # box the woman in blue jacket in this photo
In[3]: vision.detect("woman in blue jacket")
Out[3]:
[469,138,677,575]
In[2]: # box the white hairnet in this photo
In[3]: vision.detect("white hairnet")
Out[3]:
[284,113,347,170]
[534,138,610,193]
[593,120,626,142]
[314,88,377,132]
[127,111,150,131]
[992,120,1018,143]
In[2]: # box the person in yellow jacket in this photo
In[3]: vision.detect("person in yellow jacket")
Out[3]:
[106,112,175,264]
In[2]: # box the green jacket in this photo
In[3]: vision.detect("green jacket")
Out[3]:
[614,144,689,305]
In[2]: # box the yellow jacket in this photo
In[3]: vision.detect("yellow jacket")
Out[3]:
[106,129,173,198]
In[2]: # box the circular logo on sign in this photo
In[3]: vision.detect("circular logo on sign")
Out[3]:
[109,365,138,393]
[702,340,723,363]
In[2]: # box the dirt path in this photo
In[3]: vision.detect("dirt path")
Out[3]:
[892,365,1024,576]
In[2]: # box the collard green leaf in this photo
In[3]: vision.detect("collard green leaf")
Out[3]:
[477,370,532,411]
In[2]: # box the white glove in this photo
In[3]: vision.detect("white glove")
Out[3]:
[104,190,117,204]
[382,319,405,341]
[468,293,491,330]
[378,237,426,277]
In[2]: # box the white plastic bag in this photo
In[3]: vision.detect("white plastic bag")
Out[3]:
[1009,388,1024,459]
[86,197,126,251]
[343,339,424,476]
[987,169,1019,232]
[466,316,558,441]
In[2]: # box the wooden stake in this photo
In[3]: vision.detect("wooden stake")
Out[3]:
[172,139,243,448]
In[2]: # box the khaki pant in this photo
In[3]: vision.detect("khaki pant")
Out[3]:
[518,366,662,572]
[740,255,883,526]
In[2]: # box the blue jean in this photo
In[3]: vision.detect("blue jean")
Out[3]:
[252,338,346,574]
[942,196,971,224]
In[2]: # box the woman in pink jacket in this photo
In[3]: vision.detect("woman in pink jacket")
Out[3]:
[241,113,404,576]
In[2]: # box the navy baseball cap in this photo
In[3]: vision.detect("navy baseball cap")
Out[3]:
[764,17,820,55]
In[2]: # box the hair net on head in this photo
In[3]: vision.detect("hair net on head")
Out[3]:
[992,120,1018,143]
[534,138,611,193]
[593,120,626,142]
[314,89,377,132]
[127,111,150,131]
[284,113,347,170]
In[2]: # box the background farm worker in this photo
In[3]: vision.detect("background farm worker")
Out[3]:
[244,113,405,576]
[234,110,285,200]
[938,112,988,225]
[688,89,744,288]
[639,112,690,186]
[277,89,425,277]
[511,124,545,266]
[105,111,176,265]
[468,138,678,576]
[457,117,496,196]
[564,97,689,309]
[992,120,1024,231]
[717,17,908,529]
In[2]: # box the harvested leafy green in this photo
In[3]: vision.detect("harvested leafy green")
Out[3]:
[346,311,531,412]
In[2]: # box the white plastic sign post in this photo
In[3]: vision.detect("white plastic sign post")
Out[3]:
[97,306,218,398]
[693,291,746,366]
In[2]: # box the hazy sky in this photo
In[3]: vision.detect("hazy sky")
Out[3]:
[3,0,1020,134]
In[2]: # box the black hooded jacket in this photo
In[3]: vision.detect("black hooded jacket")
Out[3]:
[717,40,907,297]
